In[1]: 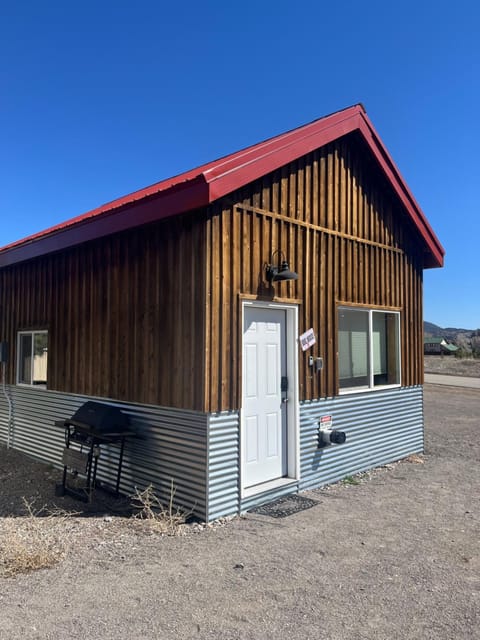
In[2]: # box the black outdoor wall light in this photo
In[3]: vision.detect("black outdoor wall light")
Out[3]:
[265,250,299,283]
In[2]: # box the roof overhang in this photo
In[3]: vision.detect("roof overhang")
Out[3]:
[0,104,444,269]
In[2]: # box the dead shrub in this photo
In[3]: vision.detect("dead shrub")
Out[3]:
[0,499,75,578]
[130,481,190,535]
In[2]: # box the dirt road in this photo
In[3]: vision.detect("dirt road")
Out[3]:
[1,384,479,640]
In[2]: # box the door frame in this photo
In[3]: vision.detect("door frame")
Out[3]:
[240,299,300,498]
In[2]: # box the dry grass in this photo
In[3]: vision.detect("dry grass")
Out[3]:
[0,482,193,578]
[424,355,480,378]
[130,481,191,535]
[0,499,77,578]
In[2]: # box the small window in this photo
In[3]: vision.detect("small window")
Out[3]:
[338,308,400,392]
[17,331,48,387]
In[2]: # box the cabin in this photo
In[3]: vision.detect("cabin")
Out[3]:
[424,337,459,355]
[0,105,444,521]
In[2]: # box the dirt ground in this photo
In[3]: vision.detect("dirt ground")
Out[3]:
[1,383,479,640]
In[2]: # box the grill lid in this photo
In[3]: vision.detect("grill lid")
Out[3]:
[69,401,129,433]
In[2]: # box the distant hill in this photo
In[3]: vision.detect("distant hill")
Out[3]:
[424,321,473,338]
[424,321,480,355]
[424,321,444,337]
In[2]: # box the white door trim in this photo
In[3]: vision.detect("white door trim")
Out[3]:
[240,299,300,498]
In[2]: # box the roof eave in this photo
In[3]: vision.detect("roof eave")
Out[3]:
[0,177,210,268]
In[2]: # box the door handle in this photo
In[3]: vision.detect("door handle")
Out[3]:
[282,397,289,404]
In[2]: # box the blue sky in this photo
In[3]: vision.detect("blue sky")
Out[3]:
[1,1,479,328]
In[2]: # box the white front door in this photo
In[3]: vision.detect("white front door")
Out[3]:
[243,306,287,488]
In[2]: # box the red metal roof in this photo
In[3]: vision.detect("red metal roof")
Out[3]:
[0,104,444,268]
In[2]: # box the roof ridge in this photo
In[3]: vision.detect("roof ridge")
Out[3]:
[0,104,444,270]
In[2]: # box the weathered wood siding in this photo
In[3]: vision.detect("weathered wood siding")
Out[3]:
[0,213,207,410]
[1,132,425,414]
[205,132,424,412]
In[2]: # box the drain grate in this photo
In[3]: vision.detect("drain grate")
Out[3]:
[249,493,319,518]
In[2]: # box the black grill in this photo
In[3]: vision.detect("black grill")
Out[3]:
[66,401,130,434]
[55,401,134,502]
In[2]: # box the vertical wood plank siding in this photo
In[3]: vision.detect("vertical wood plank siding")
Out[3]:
[0,213,206,411]
[0,132,424,415]
[205,132,424,412]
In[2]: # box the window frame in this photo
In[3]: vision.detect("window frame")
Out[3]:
[16,329,48,389]
[337,307,401,394]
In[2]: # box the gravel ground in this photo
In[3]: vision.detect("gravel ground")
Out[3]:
[1,384,479,640]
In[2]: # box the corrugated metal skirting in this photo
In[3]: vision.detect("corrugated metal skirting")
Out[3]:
[299,386,424,491]
[0,385,423,521]
[207,411,240,521]
[207,386,423,519]
[0,386,209,520]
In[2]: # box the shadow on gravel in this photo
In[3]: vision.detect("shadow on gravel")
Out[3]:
[0,444,133,519]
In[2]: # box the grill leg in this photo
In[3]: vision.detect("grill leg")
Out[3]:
[115,437,126,496]
[61,426,71,492]
[86,443,94,499]
[91,449,100,498]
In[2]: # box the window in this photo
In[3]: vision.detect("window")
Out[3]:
[17,331,48,387]
[338,308,400,392]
